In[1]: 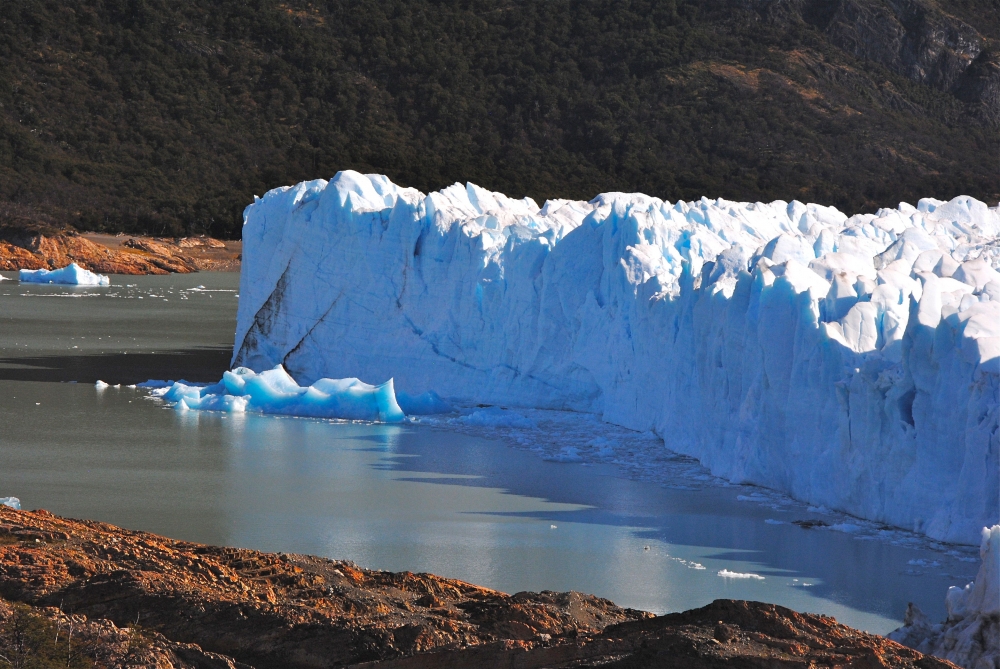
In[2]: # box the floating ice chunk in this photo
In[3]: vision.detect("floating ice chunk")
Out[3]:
[19,263,110,286]
[137,380,176,389]
[544,446,584,463]
[718,570,765,580]
[94,380,109,389]
[0,497,20,510]
[828,522,863,533]
[149,366,406,423]
[457,407,536,429]
[396,390,453,415]
[906,559,941,568]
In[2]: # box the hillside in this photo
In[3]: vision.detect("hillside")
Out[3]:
[1,0,997,239]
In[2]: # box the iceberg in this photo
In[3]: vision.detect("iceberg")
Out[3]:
[889,525,999,668]
[234,171,999,545]
[19,263,110,286]
[151,365,407,423]
[0,497,20,510]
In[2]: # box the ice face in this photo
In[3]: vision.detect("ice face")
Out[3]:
[0,497,20,510]
[149,366,408,423]
[234,171,999,545]
[18,263,110,286]
[889,525,1000,667]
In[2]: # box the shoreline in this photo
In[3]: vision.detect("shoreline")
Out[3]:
[0,228,241,275]
[0,506,956,668]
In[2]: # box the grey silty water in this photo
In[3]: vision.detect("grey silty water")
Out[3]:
[0,271,977,634]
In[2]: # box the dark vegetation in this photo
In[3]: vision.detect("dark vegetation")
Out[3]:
[0,603,95,669]
[1,0,997,238]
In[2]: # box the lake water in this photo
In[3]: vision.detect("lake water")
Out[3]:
[0,271,977,634]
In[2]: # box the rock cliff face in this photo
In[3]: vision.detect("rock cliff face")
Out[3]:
[748,0,999,123]
[0,507,960,668]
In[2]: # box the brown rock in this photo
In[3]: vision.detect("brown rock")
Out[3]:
[0,228,240,275]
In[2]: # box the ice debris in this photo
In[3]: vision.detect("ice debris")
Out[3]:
[147,365,450,423]
[718,570,765,580]
[0,497,20,510]
[233,171,999,545]
[889,525,999,669]
[19,263,110,286]
[396,390,453,415]
[457,406,537,429]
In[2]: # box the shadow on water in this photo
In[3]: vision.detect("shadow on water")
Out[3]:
[371,429,971,623]
[0,347,232,384]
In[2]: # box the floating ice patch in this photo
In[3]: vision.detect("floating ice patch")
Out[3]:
[718,569,765,580]
[544,446,584,463]
[456,406,536,429]
[396,390,453,415]
[149,365,407,423]
[137,379,183,389]
[0,497,20,510]
[907,559,942,568]
[829,522,864,533]
[19,263,110,286]
[94,380,109,389]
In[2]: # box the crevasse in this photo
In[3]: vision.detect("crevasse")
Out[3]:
[234,170,999,545]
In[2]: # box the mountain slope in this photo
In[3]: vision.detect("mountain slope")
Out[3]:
[0,0,996,238]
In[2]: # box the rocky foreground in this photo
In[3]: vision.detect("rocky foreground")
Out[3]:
[0,228,240,274]
[0,507,957,669]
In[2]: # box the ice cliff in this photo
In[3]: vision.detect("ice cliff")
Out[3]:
[890,525,1000,668]
[234,171,1000,545]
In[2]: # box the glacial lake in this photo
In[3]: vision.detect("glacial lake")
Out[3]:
[0,271,978,634]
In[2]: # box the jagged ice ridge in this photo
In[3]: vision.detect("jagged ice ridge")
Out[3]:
[233,171,1000,545]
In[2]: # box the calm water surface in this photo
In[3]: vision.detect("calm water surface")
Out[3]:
[0,272,976,634]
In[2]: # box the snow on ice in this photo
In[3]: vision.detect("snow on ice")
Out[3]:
[232,170,999,545]
[19,263,110,286]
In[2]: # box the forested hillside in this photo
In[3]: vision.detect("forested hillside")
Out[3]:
[1,0,997,238]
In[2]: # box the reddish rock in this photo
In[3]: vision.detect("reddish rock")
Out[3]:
[0,229,240,275]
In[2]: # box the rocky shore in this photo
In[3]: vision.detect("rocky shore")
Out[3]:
[0,228,240,275]
[0,507,957,668]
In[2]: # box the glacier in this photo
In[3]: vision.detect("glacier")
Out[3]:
[233,170,999,545]
[890,525,999,668]
[19,263,110,286]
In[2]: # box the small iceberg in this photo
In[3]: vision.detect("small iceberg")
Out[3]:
[718,569,765,580]
[0,497,21,510]
[150,365,413,423]
[19,263,110,286]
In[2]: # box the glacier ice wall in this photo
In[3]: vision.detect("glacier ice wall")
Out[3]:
[890,525,999,668]
[234,171,1000,545]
